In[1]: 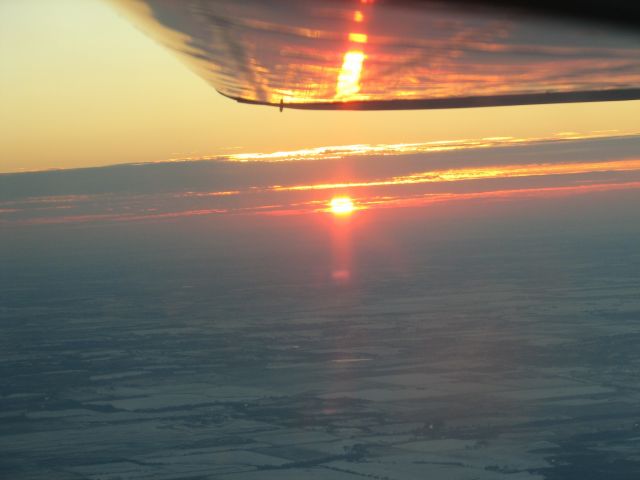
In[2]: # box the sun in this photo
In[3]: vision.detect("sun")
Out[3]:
[329,196,355,215]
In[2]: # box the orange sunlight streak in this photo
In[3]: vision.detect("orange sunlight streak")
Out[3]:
[348,33,368,43]
[336,51,365,98]
[336,3,370,99]
[329,198,354,283]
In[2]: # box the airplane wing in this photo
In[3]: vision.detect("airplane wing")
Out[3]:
[110,0,640,110]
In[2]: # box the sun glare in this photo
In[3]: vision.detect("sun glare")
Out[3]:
[336,50,365,98]
[330,196,355,215]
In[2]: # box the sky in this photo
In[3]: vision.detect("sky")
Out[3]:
[1,0,640,173]
[2,133,639,228]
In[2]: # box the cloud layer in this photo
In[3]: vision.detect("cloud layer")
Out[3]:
[1,132,639,226]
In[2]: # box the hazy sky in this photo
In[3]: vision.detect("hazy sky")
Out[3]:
[1,0,640,173]
[2,133,639,227]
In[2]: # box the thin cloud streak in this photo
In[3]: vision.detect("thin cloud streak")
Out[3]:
[224,131,636,163]
[270,158,640,192]
[350,180,640,212]
[11,180,640,225]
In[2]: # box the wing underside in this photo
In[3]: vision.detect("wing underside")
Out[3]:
[111,0,640,110]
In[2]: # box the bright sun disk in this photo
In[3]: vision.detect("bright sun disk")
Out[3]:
[329,196,355,215]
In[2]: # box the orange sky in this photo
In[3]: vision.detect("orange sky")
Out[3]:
[2,132,639,226]
[1,0,639,173]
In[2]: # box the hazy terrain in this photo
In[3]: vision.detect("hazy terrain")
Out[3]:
[1,136,640,479]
